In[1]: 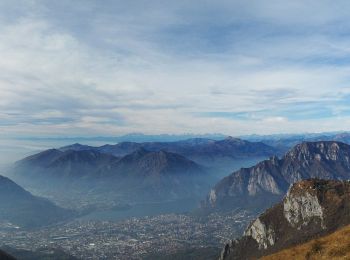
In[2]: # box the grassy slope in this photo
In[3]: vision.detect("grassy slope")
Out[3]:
[262,224,350,260]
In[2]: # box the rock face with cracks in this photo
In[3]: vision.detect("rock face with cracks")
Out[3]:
[219,179,350,260]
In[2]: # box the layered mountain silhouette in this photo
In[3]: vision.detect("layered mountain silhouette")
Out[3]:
[204,141,350,212]
[219,179,350,260]
[0,175,73,228]
[60,137,279,172]
[251,132,350,150]
[12,147,211,204]
[61,137,277,157]
[14,148,204,179]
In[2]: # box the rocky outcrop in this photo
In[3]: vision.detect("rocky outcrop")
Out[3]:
[283,186,324,229]
[208,189,217,206]
[205,141,350,212]
[219,179,350,260]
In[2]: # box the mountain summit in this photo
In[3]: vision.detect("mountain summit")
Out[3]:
[104,148,204,178]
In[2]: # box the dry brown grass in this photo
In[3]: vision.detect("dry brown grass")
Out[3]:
[261,225,350,260]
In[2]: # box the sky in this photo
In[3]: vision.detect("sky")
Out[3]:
[2,0,350,138]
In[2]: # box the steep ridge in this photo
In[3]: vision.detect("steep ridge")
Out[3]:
[219,179,350,260]
[205,141,350,212]
[0,175,73,228]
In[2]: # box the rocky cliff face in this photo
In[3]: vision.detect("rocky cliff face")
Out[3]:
[219,179,350,260]
[205,141,350,212]
[283,186,324,229]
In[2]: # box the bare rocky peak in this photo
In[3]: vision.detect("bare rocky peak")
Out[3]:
[285,141,349,162]
[219,179,350,260]
[206,141,350,212]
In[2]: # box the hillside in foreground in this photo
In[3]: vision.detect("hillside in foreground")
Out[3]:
[219,179,350,260]
[262,224,350,260]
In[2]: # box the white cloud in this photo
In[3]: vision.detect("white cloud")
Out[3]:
[1,0,350,137]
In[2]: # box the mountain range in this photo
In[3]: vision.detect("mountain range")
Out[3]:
[219,179,350,259]
[11,147,212,207]
[10,137,280,207]
[14,147,205,180]
[204,141,350,213]
[60,136,280,171]
[245,132,350,150]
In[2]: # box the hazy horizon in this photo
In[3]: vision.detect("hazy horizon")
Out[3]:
[1,129,349,166]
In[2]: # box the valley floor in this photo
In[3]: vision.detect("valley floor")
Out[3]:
[0,211,253,260]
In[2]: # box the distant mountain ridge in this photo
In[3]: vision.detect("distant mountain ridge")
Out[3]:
[12,147,211,204]
[60,137,279,159]
[22,133,227,143]
[11,137,279,208]
[219,179,350,260]
[244,132,350,150]
[204,141,350,212]
[15,148,204,180]
[59,137,280,176]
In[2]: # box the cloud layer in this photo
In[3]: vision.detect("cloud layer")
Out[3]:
[1,0,350,137]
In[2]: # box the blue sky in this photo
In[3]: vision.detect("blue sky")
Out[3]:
[1,0,350,137]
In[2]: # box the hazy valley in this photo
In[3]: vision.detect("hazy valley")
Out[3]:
[1,134,350,259]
